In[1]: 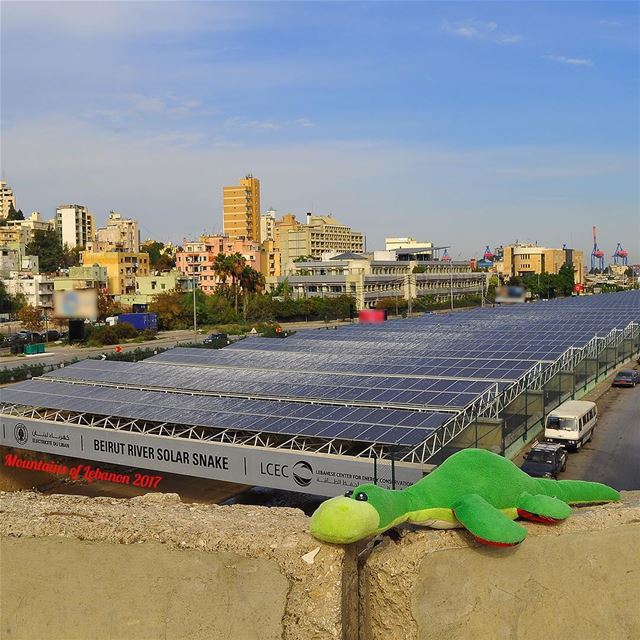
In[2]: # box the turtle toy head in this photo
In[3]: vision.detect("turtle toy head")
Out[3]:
[310,483,404,544]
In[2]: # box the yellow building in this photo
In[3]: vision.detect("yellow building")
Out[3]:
[223,175,261,242]
[259,239,281,278]
[497,245,584,284]
[82,251,150,296]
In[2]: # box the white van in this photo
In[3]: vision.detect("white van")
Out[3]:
[544,400,597,451]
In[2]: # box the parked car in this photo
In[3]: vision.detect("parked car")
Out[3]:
[521,442,567,479]
[611,370,640,388]
[203,332,229,346]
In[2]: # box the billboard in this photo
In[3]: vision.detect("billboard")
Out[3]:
[0,416,425,497]
[495,286,526,304]
[359,309,385,324]
[53,289,99,321]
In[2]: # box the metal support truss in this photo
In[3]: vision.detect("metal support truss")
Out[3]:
[401,319,640,465]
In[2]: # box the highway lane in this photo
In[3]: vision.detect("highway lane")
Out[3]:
[562,382,640,491]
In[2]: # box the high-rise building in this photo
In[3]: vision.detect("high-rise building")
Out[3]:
[56,204,95,248]
[223,175,261,242]
[275,213,366,267]
[260,208,277,242]
[88,211,140,252]
[0,181,16,220]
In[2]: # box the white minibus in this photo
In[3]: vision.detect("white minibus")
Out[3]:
[544,400,597,451]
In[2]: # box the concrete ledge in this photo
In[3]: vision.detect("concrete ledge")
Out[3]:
[360,491,640,640]
[0,492,356,640]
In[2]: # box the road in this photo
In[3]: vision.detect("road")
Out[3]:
[562,383,640,491]
[0,329,205,370]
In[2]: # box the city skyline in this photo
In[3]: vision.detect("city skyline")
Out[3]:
[1,1,638,260]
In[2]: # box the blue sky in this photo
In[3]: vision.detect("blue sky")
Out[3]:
[1,1,638,260]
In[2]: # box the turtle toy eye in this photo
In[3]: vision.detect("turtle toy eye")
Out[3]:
[344,490,353,498]
[355,492,368,502]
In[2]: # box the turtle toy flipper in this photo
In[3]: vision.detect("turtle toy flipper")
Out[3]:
[452,494,527,547]
[310,449,620,547]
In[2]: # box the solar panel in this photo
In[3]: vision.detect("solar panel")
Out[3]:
[1,380,449,446]
[2,290,639,453]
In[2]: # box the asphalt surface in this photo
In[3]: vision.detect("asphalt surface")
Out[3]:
[561,383,640,491]
[0,330,203,370]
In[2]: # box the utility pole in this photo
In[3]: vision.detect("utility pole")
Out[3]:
[189,257,198,340]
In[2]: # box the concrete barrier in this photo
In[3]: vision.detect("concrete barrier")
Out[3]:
[0,492,357,640]
[1,491,638,640]
[360,491,640,640]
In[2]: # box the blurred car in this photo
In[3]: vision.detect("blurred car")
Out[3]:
[203,332,229,346]
[34,330,61,341]
[521,442,567,479]
[611,370,640,388]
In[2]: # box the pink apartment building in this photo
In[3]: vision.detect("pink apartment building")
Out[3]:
[176,235,261,294]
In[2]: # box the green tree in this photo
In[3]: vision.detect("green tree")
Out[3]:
[18,304,44,332]
[6,203,25,222]
[97,291,123,322]
[556,263,576,296]
[25,229,65,273]
[148,290,191,330]
[141,241,176,271]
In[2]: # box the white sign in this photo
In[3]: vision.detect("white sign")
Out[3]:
[0,416,424,497]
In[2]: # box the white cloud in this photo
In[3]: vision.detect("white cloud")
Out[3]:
[3,116,637,260]
[294,118,316,129]
[1,2,266,37]
[441,20,522,45]
[223,117,316,131]
[545,55,594,67]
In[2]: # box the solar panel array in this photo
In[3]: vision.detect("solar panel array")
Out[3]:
[3,290,639,451]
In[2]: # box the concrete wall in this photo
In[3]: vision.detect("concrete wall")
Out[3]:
[361,491,640,640]
[0,492,357,640]
[1,491,638,640]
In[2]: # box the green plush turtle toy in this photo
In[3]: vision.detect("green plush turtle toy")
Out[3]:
[310,449,620,547]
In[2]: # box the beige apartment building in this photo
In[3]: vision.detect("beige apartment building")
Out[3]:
[0,181,16,220]
[496,244,585,284]
[53,265,108,292]
[0,212,53,246]
[56,204,95,249]
[82,250,150,296]
[88,211,140,253]
[223,175,261,242]
[260,208,277,242]
[275,213,365,267]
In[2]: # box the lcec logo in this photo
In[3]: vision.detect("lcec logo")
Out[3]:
[14,423,29,446]
[292,460,313,487]
[259,459,314,487]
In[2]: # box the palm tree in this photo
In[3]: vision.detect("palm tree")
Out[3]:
[239,266,266,320]
[212,253,230,285]
[227,253,247,313]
